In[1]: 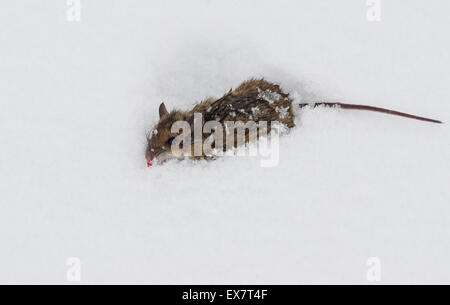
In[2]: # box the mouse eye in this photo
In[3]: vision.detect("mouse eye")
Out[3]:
[167,137,175,145]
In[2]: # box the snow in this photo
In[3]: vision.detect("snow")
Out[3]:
[275,106,290,119]
[1,0,450,284]
[257,88,281,104]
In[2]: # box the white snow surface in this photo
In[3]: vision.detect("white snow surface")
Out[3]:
[1,0,450,284]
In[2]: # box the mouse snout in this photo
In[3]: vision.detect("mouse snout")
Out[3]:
[146,147,165,166]
[146,148,163,161]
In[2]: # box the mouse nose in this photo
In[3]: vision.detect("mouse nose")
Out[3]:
[146,151,154,167]
[146,152,155,167]
[146,148,164,167]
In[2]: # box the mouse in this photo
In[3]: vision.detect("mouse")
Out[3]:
[145,78,442,166]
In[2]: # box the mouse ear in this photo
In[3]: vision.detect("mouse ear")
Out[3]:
[159,102,169,118]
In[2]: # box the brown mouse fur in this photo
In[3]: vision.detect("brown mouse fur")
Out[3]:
[146,79,295,162]
[146,78,441,164]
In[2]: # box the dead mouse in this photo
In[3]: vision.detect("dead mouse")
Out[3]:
[145,78,441,166]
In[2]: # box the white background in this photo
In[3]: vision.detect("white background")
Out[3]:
[0,0,449,284]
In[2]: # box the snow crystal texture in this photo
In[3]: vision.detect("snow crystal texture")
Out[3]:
[0,0,450,284]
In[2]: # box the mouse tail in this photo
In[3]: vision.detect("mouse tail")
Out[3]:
[299,102,443,124]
